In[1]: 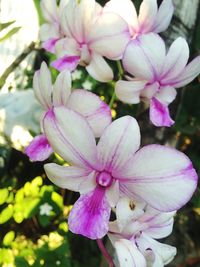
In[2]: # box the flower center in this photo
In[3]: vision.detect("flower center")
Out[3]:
[96,171,113,188]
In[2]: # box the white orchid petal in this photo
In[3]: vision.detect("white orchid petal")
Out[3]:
[53,71,72,107]
[115,239,146,267]
[104,0,138,35]
[44,163,91,191]
[86,54,113,82]
[106,180,119,207]
[123,33,166,81]
[88,12,130,60]
[115,80,146,104]
[138,0,158,32]
[153,0,174,33]
[173,56,200,88]
[33,62,52,110]
[43,107,100,170]
[155,86,177,105]
[115,145,198,212]
[161,37,189,82]
[97,116,141,173]
[67,89,111,137]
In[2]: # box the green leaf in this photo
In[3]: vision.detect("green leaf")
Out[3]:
[13,211,24,224]
[38,214,50,227]
[3,231,15,246]
[51,192,63,209]
[0,205,13,224]
[0,21,15,31]
[23,198,40,218]
[0,248,14,264]
[0,26,21,42]
[0,188,9,205]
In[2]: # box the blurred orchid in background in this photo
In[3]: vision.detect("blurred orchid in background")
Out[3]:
[43,108,197,239]
[116,33,200,126]
[105,0,174,38]
[40,0,68,53]
[25,62,111,161]
[109,198,176,267]
[40,0,130,82]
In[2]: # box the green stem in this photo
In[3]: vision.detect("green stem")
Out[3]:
[116,60,123,78]
[109,61,124,108]
[109,91,116,108]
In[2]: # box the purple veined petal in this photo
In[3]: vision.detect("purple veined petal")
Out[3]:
[114,239,146,267]
[52,71,72,107]
[149,97,174,127]
[172,56,200,88]
[60,0,97,42]
[43,107,100,170]
[155,86,177,105]
[40,0,58,22]
[116,198,145,231]
[104,0,138,35]
[140,81,159,99]
[105,180,119,207]
[33,62,52,110]
[161,37,189,83]
[42,38,59,53]
[153,0,174,33]
[44,163,92,191]
[115,144,198,212]
[138,0,158,33]
[144,217,174,240]
[88,12,130,60]
[115,79,146,104]
[137,233,177,265]
[97,116,141,173]
[123,33,166,81]
[68,186,111,239]
[140,206,176,239]
[67,89,112,137]
[25,134,53,161]
[51,55,80,72]
[86,53,113,82]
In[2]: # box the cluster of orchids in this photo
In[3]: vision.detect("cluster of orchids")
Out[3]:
[25,0,200,266]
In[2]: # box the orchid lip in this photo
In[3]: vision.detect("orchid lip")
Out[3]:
[96,171,113,188]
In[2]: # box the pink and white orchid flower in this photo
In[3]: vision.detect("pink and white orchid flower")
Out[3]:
[108,198,177,267]
[25,62,111,161]
[43,107,197,239]
[51,0,130,82]
[40,0,68,53]
[105,0,174,38]
[116,33,200,126]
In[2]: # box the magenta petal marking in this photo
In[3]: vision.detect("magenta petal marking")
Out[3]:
[42,38,59,53]
[51,55,80,72]
[25,134,53,161]
[150,97,174,127]
[68,186,111,239]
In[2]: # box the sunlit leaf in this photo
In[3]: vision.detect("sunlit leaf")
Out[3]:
[0,21,15,31]
[0,188,9,205]
[0,205,13,224]
[3,231,15,246]
[0,26,21,42]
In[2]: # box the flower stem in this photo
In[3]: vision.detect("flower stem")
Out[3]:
[117,60,123,79]
[109,61,124,108]
[109,91,116,108]
[97,239,115,267]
